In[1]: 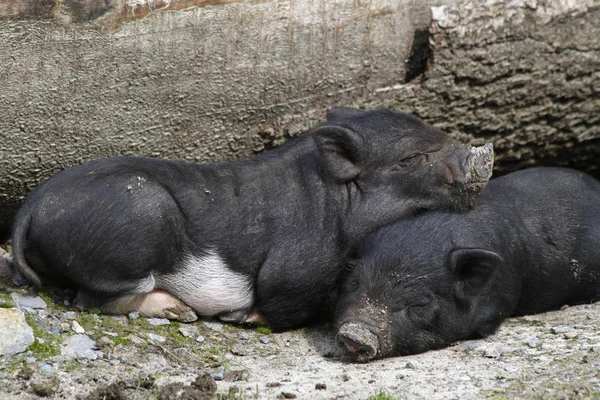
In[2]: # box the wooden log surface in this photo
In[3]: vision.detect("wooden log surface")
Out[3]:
[0,0,599,239]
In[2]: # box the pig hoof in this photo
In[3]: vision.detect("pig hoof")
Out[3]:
[165,305,198,323]
[218,310,248,324]
[336,322,379,363]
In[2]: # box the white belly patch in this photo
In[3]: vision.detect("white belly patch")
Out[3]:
[157,250,254,317]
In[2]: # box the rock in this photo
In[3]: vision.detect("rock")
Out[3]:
[195,335,205,343]
[405,362,416,369]
[482,347,505,359]
[147,333,166,343]
[564,331,579,339]
[60,334,102,360]
[238,332,251,340]
[551,326,576,334]
[0,308,35,356]
[315,383,327,390]
[178,325,199,338]
[128,311,140,320]
[202,321,223,332]
[61,311,77,320]
[10,293,47,310]
[528,338,541,348]
[259,336,271,344]
[224,368,249,382]
[231,344,249,356]
[211,368,225,381]
[38,363,57,374]
[71,321,85,334]
[147,317,170,326]
[26,356,36,364]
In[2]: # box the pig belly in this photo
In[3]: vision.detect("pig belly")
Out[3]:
[158,250,254,316]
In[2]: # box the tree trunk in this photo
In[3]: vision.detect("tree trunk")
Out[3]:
[0,0,599,238]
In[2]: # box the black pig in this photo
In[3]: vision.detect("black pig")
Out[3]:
[11,108,494,331]
[336,167,600,361]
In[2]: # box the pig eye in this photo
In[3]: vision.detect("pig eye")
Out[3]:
[396,153,427,169]
[407,303,437,323]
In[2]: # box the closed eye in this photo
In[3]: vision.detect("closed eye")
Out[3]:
[395,153,429,169]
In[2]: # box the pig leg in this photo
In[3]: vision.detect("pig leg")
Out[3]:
[76,289,198,322]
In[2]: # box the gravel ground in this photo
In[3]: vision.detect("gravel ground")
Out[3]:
[0,276,598,400]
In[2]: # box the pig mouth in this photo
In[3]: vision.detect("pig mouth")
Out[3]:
[336,322,381,363]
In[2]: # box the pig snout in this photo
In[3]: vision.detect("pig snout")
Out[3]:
[336,322,380,363]
[465,143,494,184]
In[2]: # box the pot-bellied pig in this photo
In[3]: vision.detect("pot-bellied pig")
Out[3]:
[336,167,600,361]
[11,108,494,331]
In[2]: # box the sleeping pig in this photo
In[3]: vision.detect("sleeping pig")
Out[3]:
[11,108,493,331]
[336,167,600,361]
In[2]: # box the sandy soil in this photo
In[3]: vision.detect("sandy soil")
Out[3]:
[0,279,598,400]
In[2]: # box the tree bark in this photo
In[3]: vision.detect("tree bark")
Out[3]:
[0,0,599,238]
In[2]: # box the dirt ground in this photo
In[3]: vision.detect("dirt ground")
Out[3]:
[0,278,598,400]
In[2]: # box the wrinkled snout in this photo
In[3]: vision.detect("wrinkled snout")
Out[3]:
[466,143,494,185]
[336,322,380,363]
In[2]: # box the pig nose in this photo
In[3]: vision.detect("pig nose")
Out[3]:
[466,143,494,183]
[336,322,379,363]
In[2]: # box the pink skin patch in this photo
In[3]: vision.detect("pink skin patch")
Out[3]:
[106,289,198,322]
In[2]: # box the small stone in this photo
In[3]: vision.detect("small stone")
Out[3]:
[195,335,205,343]
[60,334,102,360]
[238,332,251,340]
[211,368,225,381]
[564,332,579,339]
[10,294,47,310]
[147,318,170,326]
[482,347,504,359]
[396,374,405,379]
[551,326,576,334]
[26,356,36,364]
[405,362,416,369]
[147,333,166,343]
[224,353,234,361]
[528,338,541,348]
[178,325,199,338]
[62,311,77,320]
[0,308,34,356]
[259,336,271,344]
[128,311,140,320]
[71,321,85,334]
[278,392,297,399]
[231,344,248,356]
[224,368,249,382]
[202,321,223,332]
[110,359,120,365]
[38,363,57,374]
[315,383,327,390]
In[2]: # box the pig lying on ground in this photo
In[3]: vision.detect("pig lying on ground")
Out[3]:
[336,167,600,361]
[11,108,493,331]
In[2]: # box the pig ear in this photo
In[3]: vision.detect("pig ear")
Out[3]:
[313,125,364,181]
[450,248,503,297]
[326,107,365,121]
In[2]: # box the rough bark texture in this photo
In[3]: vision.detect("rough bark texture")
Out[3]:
[1,0,599,238]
